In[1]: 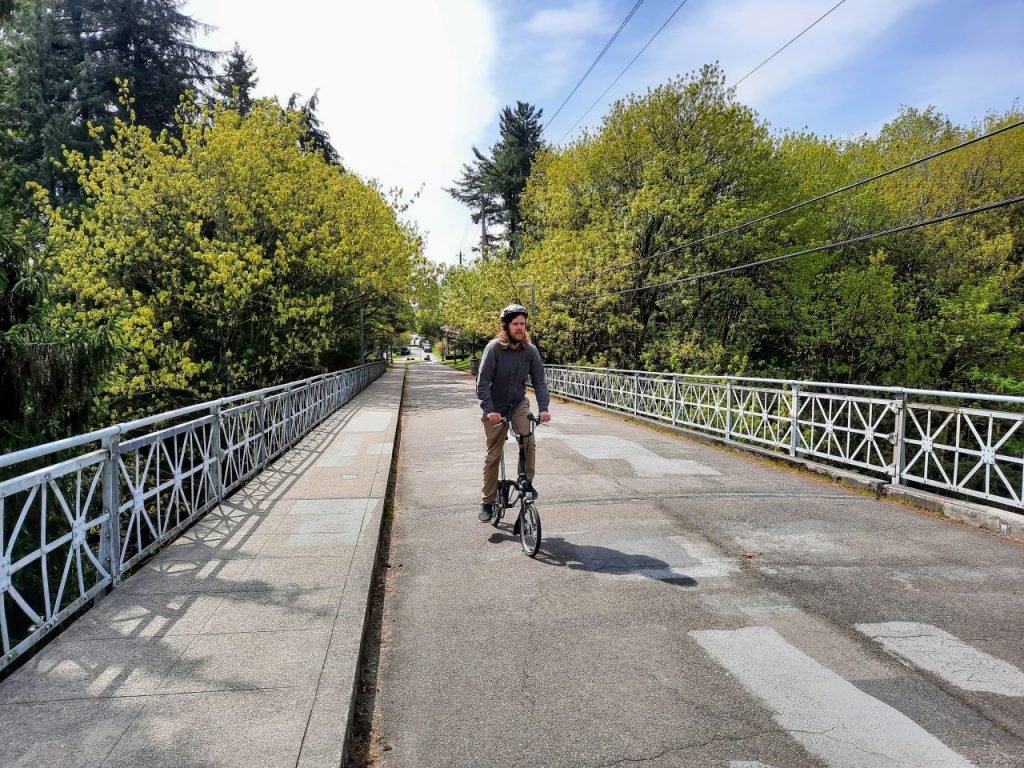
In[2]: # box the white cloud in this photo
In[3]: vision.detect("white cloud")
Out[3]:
[526,0,611,36]
[184,0,499,265]
[547,0,945,141]
[647,0,939,107]
[518,0,617,102]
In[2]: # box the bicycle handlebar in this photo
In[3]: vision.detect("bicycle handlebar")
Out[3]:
[499,413,540,425]
[495,412,544,437]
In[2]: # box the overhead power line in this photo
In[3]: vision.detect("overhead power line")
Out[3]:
[734,0,850,88]
[571,193,1024,301]
[544,0,646,131]
[558,0,692,145]
[580,118,1024,281]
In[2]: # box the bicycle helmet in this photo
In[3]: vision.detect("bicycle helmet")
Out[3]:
[500,303,528,324]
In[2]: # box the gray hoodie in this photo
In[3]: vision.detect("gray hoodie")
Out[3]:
[476,338,550,416]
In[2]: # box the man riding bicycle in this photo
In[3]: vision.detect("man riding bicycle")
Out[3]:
[476,304,551,522]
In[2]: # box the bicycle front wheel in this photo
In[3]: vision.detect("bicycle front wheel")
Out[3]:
[519,501,541,557]
[493,485,507,527]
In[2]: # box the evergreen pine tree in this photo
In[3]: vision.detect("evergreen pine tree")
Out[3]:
[0,0,89,201]
[0,0,214,203]
[446,153,501,257]
[86,0,215,130]
[447,101,544,257]
[215,42,258,115]
[487,101,544,251]
[287,90,342,166]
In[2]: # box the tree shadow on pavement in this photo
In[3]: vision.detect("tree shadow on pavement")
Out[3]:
[487,530,697,586]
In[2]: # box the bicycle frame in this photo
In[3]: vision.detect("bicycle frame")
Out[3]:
[496,414,537,512]
[490,413,543,556]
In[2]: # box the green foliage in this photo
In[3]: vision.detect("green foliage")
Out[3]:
[410,259,444,339]
[0,204,117,451]
[38,95,420,418]
[441,65,1024,394]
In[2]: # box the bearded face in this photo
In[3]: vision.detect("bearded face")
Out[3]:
[506,315,527,343]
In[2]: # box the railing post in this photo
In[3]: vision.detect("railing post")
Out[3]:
[209,404,224,501]
[100,434,121,585]
[891,392,908,485]
[257,392,268,470]
[633,372,640,415]
[285,386,296,448]
[790,383,800,457]
[672,376,679,427]
[725,379,734,440]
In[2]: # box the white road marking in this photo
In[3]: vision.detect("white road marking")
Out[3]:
[567,531,739,582]
[855,621,1024,697]
[690,626,975,768]
[730,762,778,768]
[611,562,736,581]
[552,434,720,477]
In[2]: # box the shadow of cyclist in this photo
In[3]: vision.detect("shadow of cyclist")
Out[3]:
[487,531,697,587]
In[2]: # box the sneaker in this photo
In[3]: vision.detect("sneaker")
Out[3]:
[521,480,539,499]
[478,503,493,522]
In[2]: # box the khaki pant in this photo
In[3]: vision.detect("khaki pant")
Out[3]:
[481,398,535,504]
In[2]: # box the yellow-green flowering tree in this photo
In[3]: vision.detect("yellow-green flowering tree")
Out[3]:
[39,92,420,417]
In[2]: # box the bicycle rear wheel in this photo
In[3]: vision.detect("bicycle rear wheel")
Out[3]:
[519,501,541,557]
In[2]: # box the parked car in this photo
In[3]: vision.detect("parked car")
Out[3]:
[399,346,410,355]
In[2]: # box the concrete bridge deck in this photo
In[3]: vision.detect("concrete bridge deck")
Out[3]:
[377,363,1024,768]
[2,361,1023,767]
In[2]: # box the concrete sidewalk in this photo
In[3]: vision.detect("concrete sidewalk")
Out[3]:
[0,366,404,768]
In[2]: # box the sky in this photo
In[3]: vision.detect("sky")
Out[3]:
[183,0,1024,266]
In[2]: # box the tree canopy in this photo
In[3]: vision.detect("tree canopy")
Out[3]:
[441,64,1024,394]
[0,0,215,203]
[37,92,420,418]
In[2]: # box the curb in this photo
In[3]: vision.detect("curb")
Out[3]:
[296,365,407,768]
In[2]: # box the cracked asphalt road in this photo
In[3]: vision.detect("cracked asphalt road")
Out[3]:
[373,363,1024,768]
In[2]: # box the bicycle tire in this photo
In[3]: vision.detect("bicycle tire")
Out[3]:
[492,484,507,528]
[519,501,541,557]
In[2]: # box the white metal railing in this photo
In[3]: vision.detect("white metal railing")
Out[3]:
[0,361,385,672]
[545,365,1024,514]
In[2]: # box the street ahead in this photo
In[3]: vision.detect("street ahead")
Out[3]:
[376,361,1024,768]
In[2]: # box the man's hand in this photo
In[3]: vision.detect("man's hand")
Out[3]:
[539,411,552,423]
[487,412,502,424]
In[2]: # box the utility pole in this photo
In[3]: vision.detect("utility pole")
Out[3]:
[516,282,536,320]
[480,211,488,259]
